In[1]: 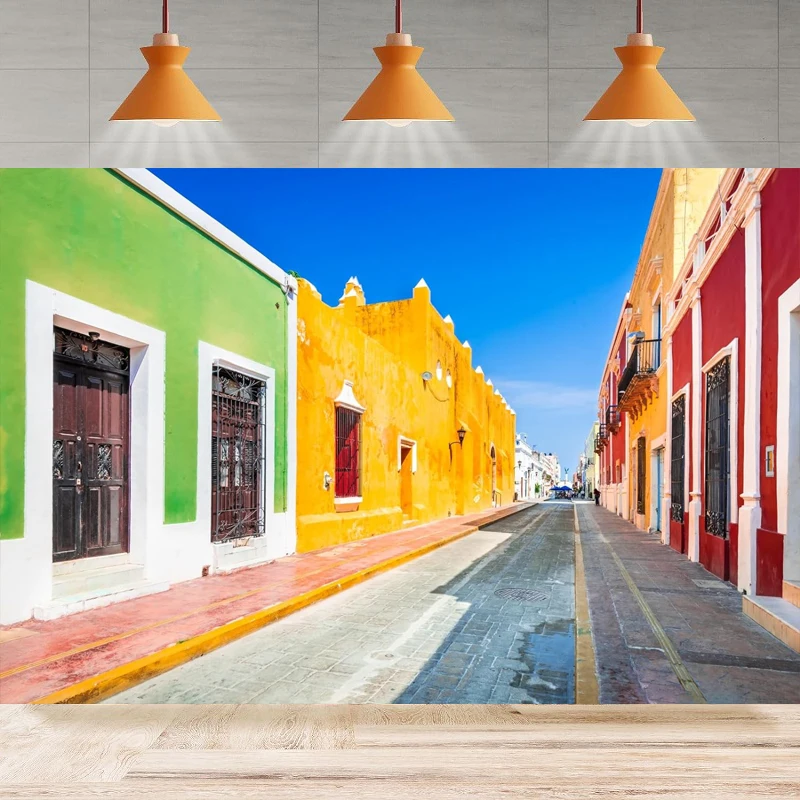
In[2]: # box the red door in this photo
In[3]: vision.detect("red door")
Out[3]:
[52,329,130,562]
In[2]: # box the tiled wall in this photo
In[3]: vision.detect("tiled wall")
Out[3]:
[0,0,794,167]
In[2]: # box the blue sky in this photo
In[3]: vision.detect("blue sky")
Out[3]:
[155,169,661,475]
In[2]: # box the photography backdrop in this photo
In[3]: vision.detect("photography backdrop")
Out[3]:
[0,0,796,167]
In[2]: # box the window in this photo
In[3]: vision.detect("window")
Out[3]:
[211,366,266,542]
[435,360,443,380]
[335,406,361,498]
[705,357,730,537]
[653,301,662,366]
[637,437,646,514]
[446,369,452,388]
[671,395,686,522]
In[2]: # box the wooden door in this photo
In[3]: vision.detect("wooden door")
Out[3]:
[52,329,130,563]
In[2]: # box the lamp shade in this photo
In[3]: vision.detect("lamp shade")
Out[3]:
[111,36,220,124]
[344,36,453,124]
[584,42,694,124]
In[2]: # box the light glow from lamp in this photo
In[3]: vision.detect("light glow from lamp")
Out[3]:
[584,0,694,126]
[343,0,453,126]
[110,0,220,127]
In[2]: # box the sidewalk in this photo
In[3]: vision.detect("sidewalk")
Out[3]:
[0,503,530,704]
[576,502,800,703]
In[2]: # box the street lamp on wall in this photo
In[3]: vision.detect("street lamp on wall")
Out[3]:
[448,426,467,457]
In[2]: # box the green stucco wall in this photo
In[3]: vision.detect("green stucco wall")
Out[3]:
[0,169,289,540]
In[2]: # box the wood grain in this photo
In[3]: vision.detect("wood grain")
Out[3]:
[0,704,798,799]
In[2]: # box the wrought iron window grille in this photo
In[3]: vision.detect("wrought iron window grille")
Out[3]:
[335,406,362,498]
[704,357,730,538]
[211,366,266,543]
[670,395,686,523]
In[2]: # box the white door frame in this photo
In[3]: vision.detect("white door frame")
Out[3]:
[0,281,167,625]
[777,278,800,583]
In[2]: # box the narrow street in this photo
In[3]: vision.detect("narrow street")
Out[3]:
[108,503,577,705]
[107,501,800,705]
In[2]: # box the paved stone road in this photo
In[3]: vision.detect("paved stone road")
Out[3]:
[578,502,800,703]
[106,500,800,705]
[108,502,576,705]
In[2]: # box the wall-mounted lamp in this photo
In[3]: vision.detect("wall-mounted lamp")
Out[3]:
[518,460,522,469]
[323,471,332,491]
[448,426,467,457]
[421,371,433,382]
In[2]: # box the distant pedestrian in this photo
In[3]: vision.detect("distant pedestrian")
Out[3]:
[594,488,600,505]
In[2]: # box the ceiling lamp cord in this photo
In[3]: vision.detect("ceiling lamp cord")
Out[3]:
[162,0,169,34]
[636,0,643,34]
[395,0,402,34]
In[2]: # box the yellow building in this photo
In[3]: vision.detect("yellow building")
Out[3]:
[599,169,723,534]
[296,276,516,553]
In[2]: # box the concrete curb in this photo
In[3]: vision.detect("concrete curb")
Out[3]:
[33,504,530,705]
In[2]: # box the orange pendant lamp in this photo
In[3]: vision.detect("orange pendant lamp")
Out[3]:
[584,0,694,127]
[111,0,220,127]
[344,0,453,127]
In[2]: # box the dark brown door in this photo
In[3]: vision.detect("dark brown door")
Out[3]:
[52,332,130,563]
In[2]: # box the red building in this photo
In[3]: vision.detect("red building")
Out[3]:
[664,168,800,650]
[596,304,630,516]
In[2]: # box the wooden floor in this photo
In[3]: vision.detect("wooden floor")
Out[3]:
[1,704,798,798]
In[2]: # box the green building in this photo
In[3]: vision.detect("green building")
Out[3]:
[0,169,297,624]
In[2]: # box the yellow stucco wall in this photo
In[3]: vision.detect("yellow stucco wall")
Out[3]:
[624,168,723,530]
[296,278,516,553]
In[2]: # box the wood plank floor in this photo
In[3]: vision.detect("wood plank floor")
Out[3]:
[1,705,798,798]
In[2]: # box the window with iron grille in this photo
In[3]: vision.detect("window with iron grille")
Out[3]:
[636,437,646,514]
[335,406,361,498]
[671,395,686,522]
[705,357,730,537]
[211,366,266,543]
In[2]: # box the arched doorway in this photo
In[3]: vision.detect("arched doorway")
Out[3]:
[490,445,497,506]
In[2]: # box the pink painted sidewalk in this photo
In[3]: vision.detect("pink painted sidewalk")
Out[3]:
[0,503,527,704]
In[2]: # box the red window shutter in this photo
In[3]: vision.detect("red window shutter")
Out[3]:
[335,407,361,498]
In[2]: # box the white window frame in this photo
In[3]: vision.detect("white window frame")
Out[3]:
[198,344,277,555]
[333,380,365,506]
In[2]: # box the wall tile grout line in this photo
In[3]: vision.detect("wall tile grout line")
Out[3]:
[0,1,792,168]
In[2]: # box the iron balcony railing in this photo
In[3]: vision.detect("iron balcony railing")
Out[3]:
[594,435,603,454]
[618,338,661,398]
[598,423,609,442]
[606,404,621,432]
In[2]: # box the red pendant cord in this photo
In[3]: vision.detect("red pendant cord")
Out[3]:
[396,0,402,33]
[163,0,169,33]
[636,0,643,33]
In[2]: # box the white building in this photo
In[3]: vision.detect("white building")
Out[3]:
[515,434,537,500]
[514,434,562,500]
[540,452,561,491]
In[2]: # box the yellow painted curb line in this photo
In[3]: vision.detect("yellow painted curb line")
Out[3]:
[573,504,599,705]
[605,543,707,704]
[32,506,523,705]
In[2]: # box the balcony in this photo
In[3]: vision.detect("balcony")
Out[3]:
[598,423,609,443]
[618,338,661,419]
[606,404,621,434]
[594,435,603,454]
